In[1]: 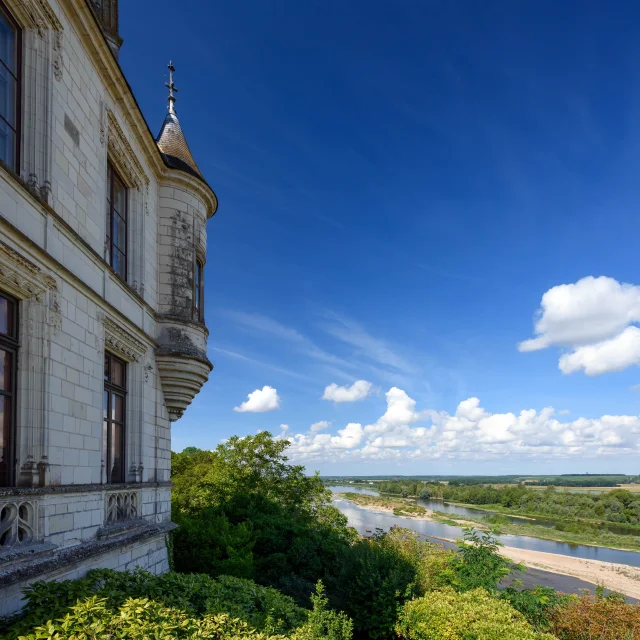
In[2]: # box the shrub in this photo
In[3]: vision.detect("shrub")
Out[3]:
[451,528,521,592]
[329,530,418,639]
[550,592,640,639]
[1,569,314,639]
[499,585,569,631]
[396,587,557,640]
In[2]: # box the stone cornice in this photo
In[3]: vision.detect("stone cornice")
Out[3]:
[58,0,218,213]
[0,240,57,300]
[103,316,148,362]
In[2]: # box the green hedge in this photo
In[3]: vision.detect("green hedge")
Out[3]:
[1,569,352,640]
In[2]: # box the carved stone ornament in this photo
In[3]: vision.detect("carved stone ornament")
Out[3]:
[0,241,57,301]
[104,317,147,362]
[13,0,63,38]
[52,30,63,81]
[107,110,149,190]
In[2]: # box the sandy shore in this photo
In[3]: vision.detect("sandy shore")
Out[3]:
[499,546,640,600]
[336,494,640,599]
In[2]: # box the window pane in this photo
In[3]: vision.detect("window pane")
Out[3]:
[0,12,15,75]
[0,395,10,486]
[111,393,124,422]
[0,117,15,168]
[109,423,124,483]
[194,264,200,310]
[113,180,126,216]
[0,296,9,335]
[112,248,126,279]
[0,349,11,392]
[112,212,126,251]
[111,358,124,387]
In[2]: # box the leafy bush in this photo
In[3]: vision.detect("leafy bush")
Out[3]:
[329,530,418,639]
[499,585,569,631]
[2,569,316,639]
[450,529,521,592]
[550,592,640,639]
[396,587,557,640]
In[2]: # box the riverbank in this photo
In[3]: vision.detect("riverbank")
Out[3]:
[428,505,640,553]
[337,492,640,599]
[337,492,430,519]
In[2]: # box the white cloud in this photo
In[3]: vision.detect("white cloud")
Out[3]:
[559,326,640,375]
[280,424,290,435]
[234,386,280,413]
[323,380,373,402]
[310,420,331,432]
[282,387,640,463]
[519,276,640,375]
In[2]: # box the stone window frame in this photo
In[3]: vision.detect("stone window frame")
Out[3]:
[103,351,126,484]
[3,0,64,200]
[100,316,147,484]
[105,161,128,281]
[0,241,59,489]
[0,290,18,487]
[105,109,149,296]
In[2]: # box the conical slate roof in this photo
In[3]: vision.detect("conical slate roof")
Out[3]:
[156,110,204,182]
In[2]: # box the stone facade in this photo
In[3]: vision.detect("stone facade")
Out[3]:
[0,0,217,615]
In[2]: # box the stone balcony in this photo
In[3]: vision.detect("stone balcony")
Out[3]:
[155,318,212,421]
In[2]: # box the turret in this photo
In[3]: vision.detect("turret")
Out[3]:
[155,62,218,420]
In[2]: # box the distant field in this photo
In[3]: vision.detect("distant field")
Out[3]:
[526,484,640,493]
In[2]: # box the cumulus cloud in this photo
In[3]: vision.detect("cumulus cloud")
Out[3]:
[282,387,640,463]
[323,380,373,402]
[310,420,331,432]
[234,386,280,412]
[519,276,640,375]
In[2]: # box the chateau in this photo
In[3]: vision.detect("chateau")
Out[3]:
[0,0,217,614]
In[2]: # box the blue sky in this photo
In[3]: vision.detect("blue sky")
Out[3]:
[120,0,640,475]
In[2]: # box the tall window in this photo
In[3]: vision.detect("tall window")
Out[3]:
[194,259,204,322]
[103,352,126,484]
[106,163,127,281]
[0,292,17,487]
[0,3,20,171]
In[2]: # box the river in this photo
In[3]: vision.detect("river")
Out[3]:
[328,485,640,567]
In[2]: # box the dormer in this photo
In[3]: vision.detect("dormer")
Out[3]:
[88,0,123,57]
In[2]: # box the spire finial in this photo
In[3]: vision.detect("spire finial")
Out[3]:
[165,60,178,114]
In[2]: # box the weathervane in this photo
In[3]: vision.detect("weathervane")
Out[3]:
[166,60,178,114]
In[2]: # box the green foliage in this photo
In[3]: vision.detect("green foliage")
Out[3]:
[451,529,520,592]
[171,433,356,602]
[499,585,570,631]
[396,588,557,640]
[329,530,418,639]
[295,582,353,640]
[2,569,310,639]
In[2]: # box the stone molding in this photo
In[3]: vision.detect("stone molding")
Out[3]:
[12,0,63,36]
[0,481,172,498]
[103,317,147,362]
[106,110,149,190]
[0,241,57,301]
